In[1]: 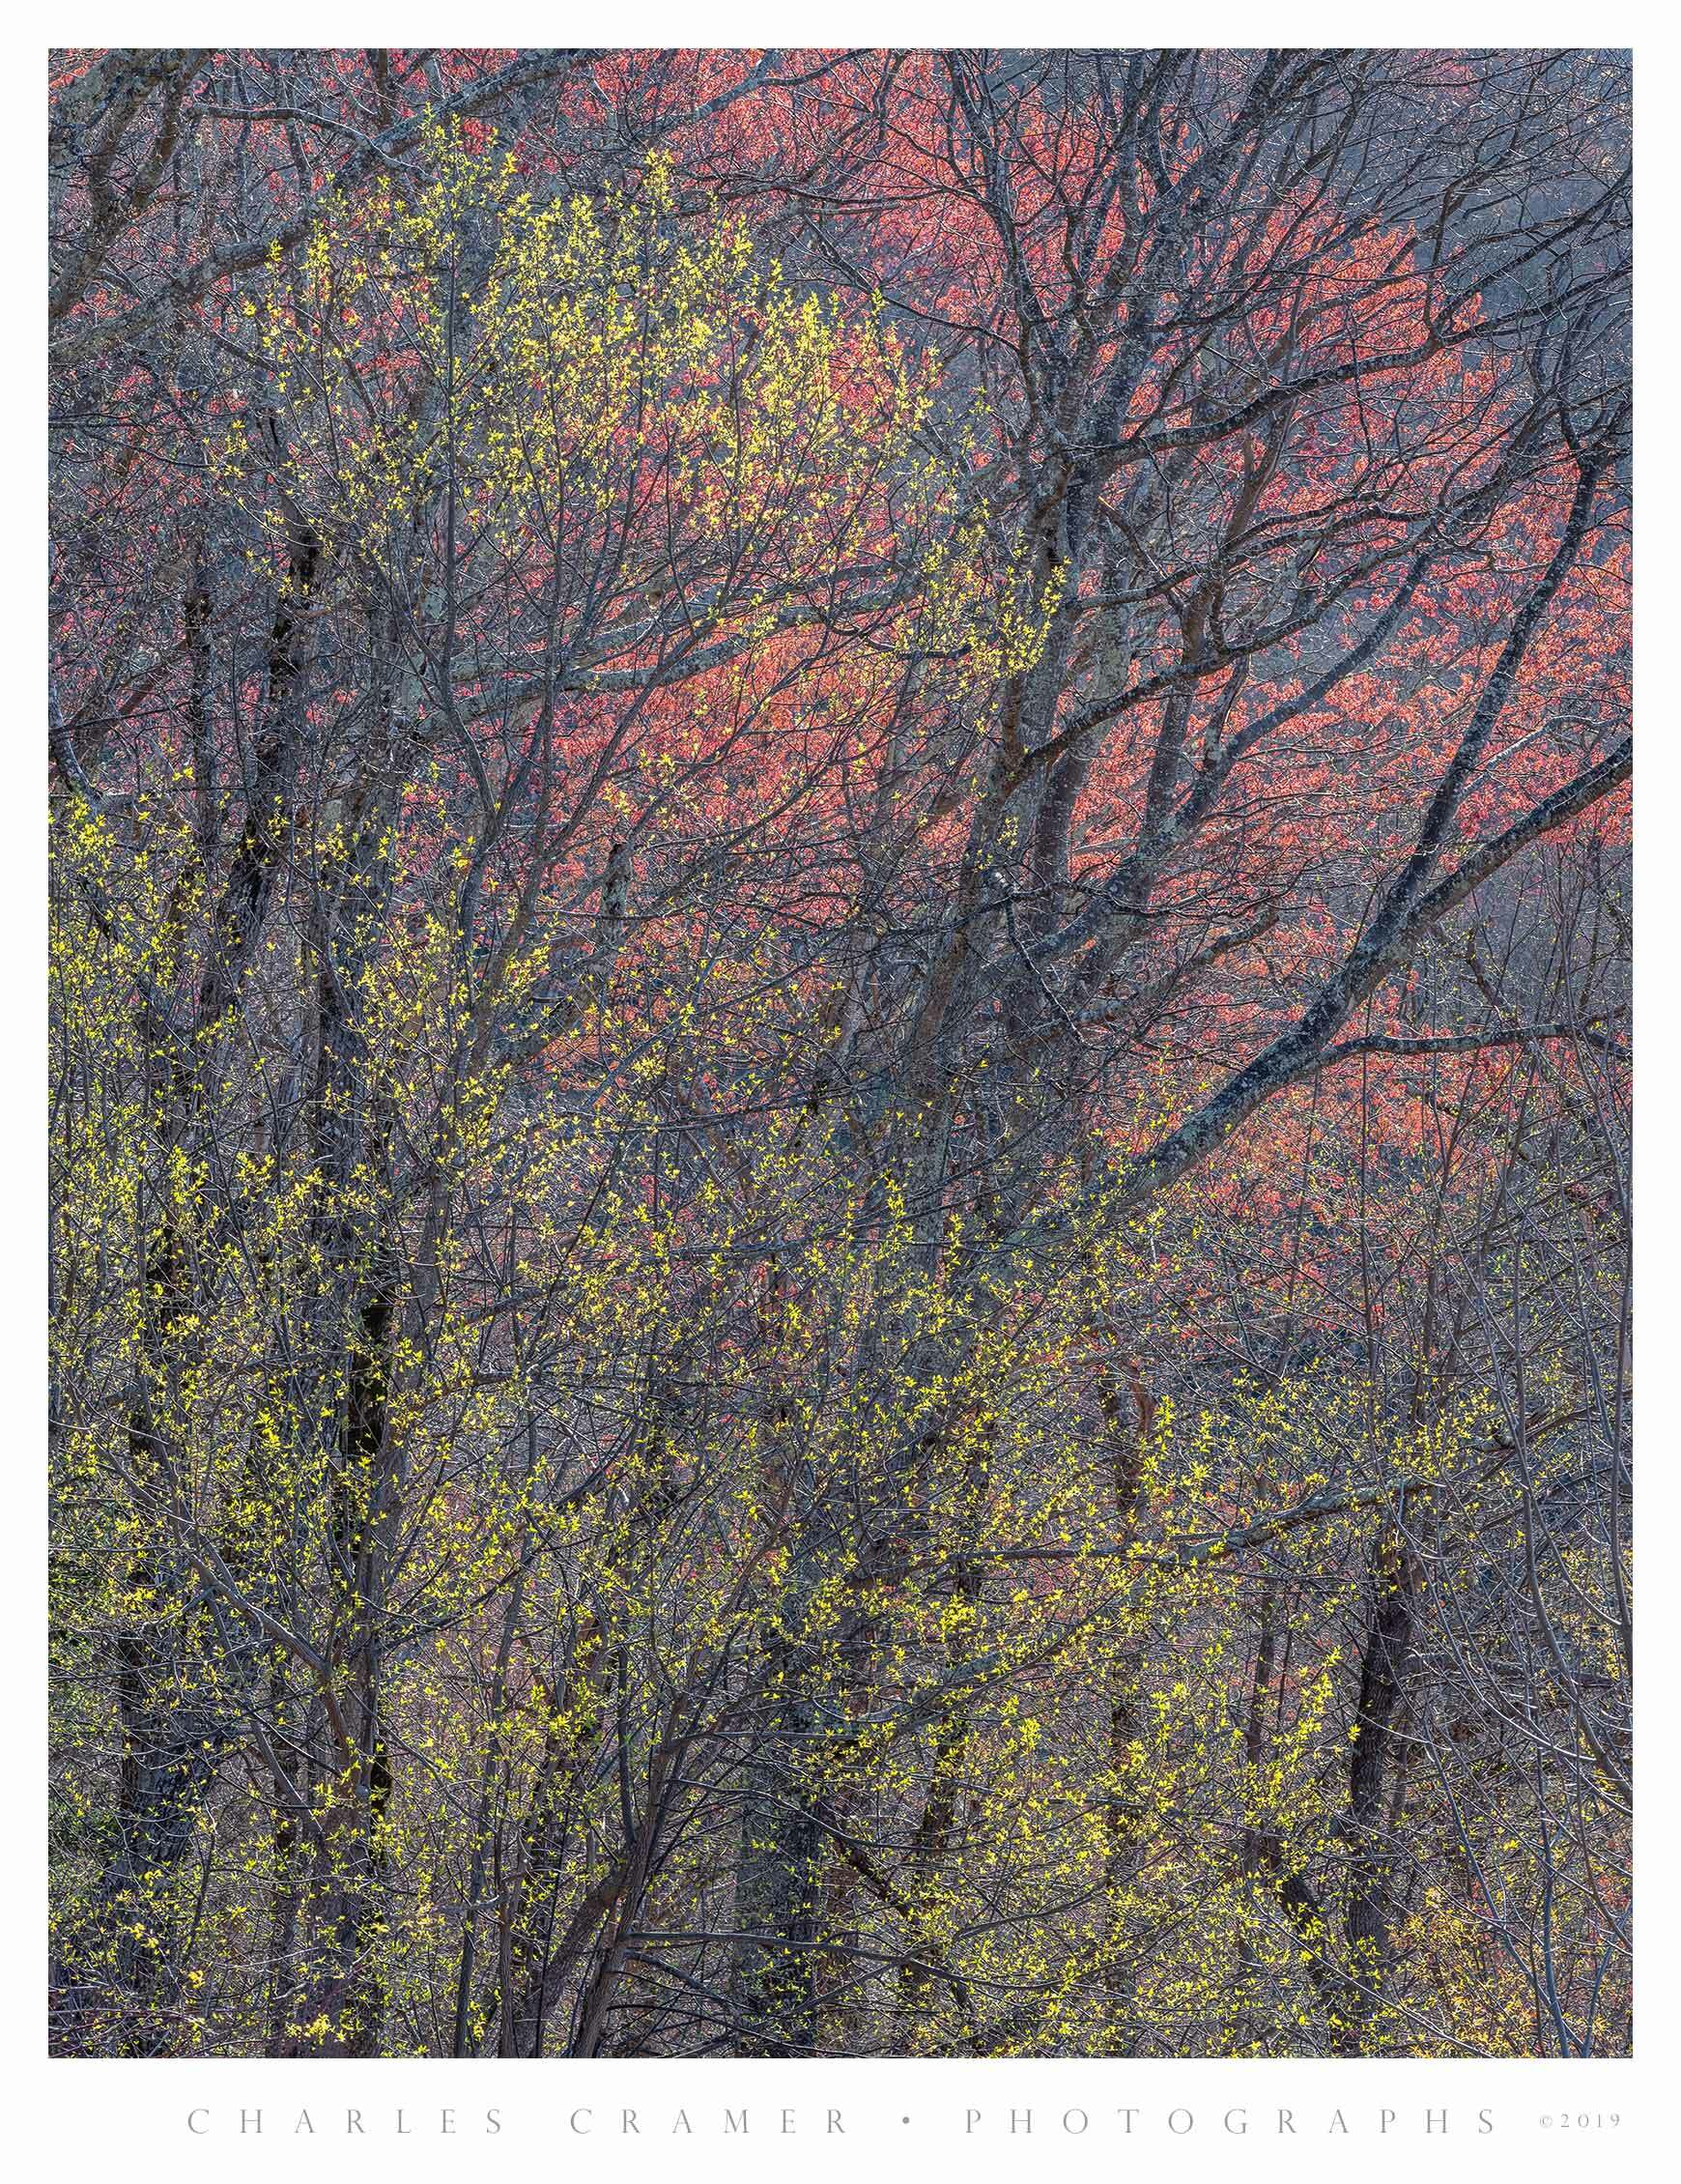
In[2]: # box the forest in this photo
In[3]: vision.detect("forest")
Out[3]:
[47,47,1631,2060]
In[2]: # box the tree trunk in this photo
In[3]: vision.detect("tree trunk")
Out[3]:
[1336,1519,1418,2052]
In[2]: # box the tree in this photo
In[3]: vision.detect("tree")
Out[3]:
[50,45,1631,2058]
